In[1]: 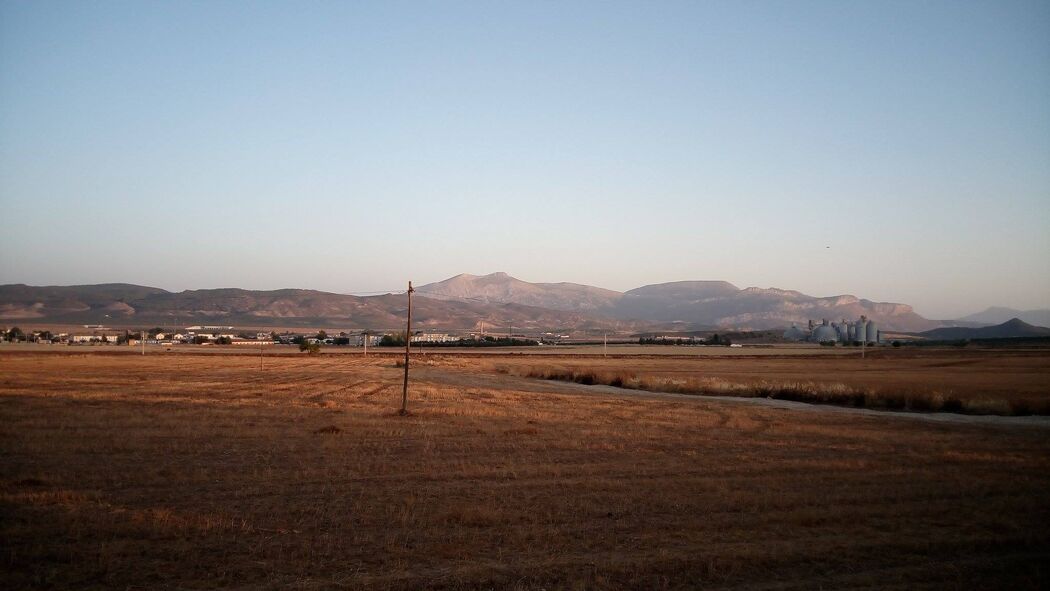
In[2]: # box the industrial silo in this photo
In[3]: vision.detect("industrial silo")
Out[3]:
[855,318,868,343]
[866,321,879,343]
[836,321,850,342]
[813,323,839,343]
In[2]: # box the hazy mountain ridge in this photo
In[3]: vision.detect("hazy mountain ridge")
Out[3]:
[0,283,641,331]
[417,272,624,312]
[419,273,936,331]
[3,273,944,331]
[919,318,1050,340]
[626,281,741,300]
[956,307,1050,328]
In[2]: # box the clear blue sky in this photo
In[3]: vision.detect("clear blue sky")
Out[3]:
[1,0,1047,318]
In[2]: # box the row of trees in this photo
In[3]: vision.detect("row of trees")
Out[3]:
[2,328,64,342]
[638,334,733,346]
[2,326,544,348]
[3,327,26,342]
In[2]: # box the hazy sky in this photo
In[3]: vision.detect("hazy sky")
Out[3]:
[1,1,1048,318]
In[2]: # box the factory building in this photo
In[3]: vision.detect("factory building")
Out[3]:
[782,315,880,344]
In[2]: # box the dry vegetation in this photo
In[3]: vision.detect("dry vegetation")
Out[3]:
[491,350,1050,416]
[1,351,1049,589]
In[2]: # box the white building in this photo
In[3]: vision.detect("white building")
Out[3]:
[410,333,456,343]
[356,334,384,346]
[70,334,118,344]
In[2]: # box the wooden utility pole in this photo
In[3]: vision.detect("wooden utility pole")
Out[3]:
[400,281,414,415]
[363,332,368,357]
[604,333,608,357]
[141,329,146,355]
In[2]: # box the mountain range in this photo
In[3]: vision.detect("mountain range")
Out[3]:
[1,273,943,332]
[956,307,1050,328]
[419,273,938,331]
[918,318,1050,340]
[0,282,639,332]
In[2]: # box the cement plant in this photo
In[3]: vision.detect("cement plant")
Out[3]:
[782,316,880,344]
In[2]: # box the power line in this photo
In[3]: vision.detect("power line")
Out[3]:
[409,290,501,304]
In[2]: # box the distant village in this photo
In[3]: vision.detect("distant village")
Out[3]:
[0,321,899,349]
[0,325,574,347]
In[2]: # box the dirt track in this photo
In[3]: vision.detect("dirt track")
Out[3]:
[415,364,1050,427]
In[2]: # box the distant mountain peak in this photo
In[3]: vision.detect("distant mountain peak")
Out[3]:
[627,281,741,300]
[920,318,1050,340]
[957,307,1050,328]
[417,272,622,312]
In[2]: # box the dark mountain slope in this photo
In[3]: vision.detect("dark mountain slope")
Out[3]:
[919,318,1050,340]
[0,283,637,331]
[957,307,1050,328]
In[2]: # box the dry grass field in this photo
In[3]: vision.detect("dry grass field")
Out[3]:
[488,349,1050,415]
[2,351,1049,590]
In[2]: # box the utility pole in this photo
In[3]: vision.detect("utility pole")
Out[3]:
[604,333,608,357]
[400,281,414,416]
[363,332,368,357]
[141,329,146,355]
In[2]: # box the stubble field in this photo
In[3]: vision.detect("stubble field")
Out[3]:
[1,350,1049,590]
[486,348,1050,415]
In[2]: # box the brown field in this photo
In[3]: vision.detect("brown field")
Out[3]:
[0,342,857,356]
[2,351,1049,589]
[485,349,1050,415]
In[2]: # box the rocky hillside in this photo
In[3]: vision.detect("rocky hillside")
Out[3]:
[2,273,942,332]
[417,272,624,312]
[418,273,939,332]
[0,284,637,331]
[618,282,936,331]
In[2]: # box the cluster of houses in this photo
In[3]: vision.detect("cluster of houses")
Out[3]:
[1,328,275,346]
[287,332,467,346]
[2,325,478,347]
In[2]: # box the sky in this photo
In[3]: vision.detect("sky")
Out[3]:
[1,0,1048,319]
